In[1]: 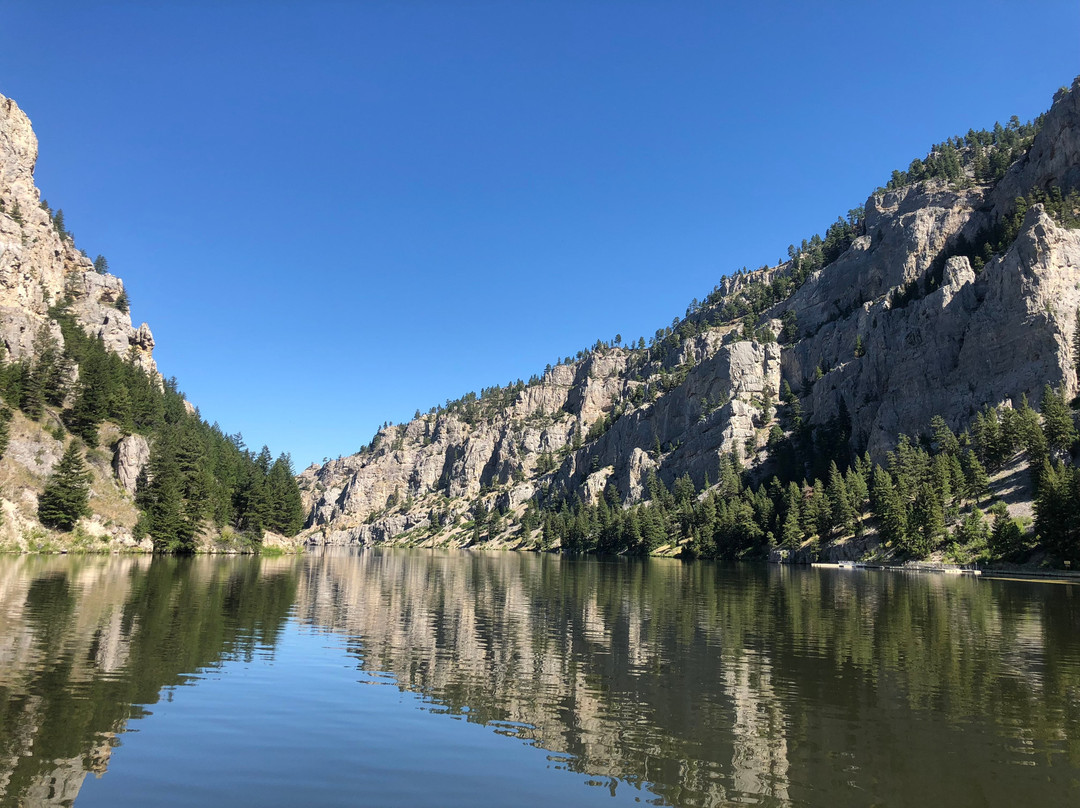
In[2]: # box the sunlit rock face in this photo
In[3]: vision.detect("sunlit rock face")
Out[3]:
[0,94,157,376]
[301,80,1080,546]
[0,94,165,548]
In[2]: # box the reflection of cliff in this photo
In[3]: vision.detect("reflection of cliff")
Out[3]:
[293,550,797,805]
[1,552,1077,808]
[0,556,300,807]
[294,551,1080,807]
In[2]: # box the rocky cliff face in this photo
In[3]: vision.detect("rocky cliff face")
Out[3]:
[0,95,156,375]
[301,78,1080,548]
[0,93,157,549]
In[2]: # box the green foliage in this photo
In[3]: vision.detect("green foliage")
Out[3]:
[1034,460,1080,561]
[115,289,130,314]
[987,502,1025,559]
[25,302,306,550]
[51,209,68,239]
[585,415,609,443]
[1074,307,1080,376]
[883,116,1042,192]
[528,389,1080,565]
[0,406,10,459]
[535,451,557,474]
[853,334,865,358]
[38,442,92,531]
[939,187,1080,276]
[93,254,109,274]
[1040,384,1077,458]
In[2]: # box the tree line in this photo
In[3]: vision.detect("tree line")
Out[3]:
[0,301,304,551]
[518,386,1079,565]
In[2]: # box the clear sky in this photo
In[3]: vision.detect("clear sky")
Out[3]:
[0,1,1076,469]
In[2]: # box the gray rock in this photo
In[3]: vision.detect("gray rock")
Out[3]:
[113,434,150,496]
[0,92,158,375]
[300,82,1080,547]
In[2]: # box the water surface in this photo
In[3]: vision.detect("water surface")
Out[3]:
[0,550,1077,806]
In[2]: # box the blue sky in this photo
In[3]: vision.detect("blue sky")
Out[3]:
[0,1,1077,469]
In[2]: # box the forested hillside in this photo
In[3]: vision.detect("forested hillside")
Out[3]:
[301,79,1080,566]
[0,92,303,552]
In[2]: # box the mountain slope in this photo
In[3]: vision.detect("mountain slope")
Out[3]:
[0,92,304,552]
[300,79,1080,557]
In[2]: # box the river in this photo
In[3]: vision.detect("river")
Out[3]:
[0,549,1077,806]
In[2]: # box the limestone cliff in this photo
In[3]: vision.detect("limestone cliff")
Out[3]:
[0,93,156,549]
[301,78,1080,548]
[0,95,156,375]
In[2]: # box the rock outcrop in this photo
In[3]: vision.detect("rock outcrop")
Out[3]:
[0,93,156,374]
[301,78,1080,548]
[0,92,159,548]
[113,433,150,495]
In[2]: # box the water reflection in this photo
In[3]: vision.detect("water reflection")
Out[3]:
[0,555,299,806]
[0,551,1078,807]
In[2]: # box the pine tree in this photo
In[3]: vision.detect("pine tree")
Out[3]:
[1040,384,1077,459]
[988,502,1025,559]
[827,461,855,537]
[930,415,960,456]
[811,478,832,539]
[266,453,304,536]
[1074,308,1080,379]
[871,466,906,548]
[781,506,802,549]
[93,255,109,274]
[955,507,989,548]
[138,431,195,552]
[961,449,990,505]
[0,406,12,460]
[20,326,62,420]
[906,484,944,558]
[38,442,92,530]
[1034,460,1080,559]
[237,462,270,535]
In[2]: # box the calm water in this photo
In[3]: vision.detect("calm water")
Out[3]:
[0,551,1078,807]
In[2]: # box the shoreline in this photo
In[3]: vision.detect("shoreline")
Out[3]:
[2,541,1076,584]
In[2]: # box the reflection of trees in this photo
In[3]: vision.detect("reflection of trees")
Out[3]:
[296,552,1080,807]
[0,551,1077,808]
[0,555,300,806]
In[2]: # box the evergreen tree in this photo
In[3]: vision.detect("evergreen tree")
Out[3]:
[1034,460,1080,559]
[1040,384,1077,459]
[266,453,304,535]
[781,505,802,549]
[1074,308,1080,379]
[0,406,10,460]
[137,430,195,552]
[20,326,63,420]
[930,415,960,456]
[955,507,989,548]
[906,484,945,558]
[871,466,906,548]
[961,449,990,505]
[38,442,92,530]
[93,254,109,274]
[988,502,1025,559]
[826,461,855,537]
